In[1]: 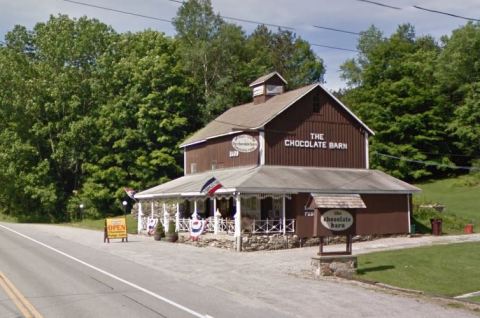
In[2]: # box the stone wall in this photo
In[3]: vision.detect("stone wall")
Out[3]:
[311,255,358,278]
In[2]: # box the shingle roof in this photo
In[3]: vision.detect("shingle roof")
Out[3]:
[180,82,375,147]
[310,194,367,209]
[180,83,318,146]
[135,165,420,199]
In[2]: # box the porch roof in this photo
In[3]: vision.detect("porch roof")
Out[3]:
[135,165,420,200]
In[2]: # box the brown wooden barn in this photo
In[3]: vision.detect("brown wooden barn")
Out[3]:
[135,72,420,248]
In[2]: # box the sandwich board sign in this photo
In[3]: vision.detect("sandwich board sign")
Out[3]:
[104,217,128,243]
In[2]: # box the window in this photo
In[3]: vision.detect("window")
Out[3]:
[190,163,197,174]
[313,94,320,113]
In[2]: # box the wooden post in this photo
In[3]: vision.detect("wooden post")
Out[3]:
[163,202,168,228]
[151,201,154,218]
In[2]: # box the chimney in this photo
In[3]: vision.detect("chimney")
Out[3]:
[249,72,287,105]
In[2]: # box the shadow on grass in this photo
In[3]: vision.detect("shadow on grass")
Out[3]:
[356,265,395,275]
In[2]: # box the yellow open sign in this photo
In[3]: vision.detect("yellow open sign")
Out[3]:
[104,217,128,243]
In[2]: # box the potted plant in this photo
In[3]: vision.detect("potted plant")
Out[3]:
[165,221,178,242]
[154,222,165,241]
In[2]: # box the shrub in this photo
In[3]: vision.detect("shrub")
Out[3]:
[155,221,165,237]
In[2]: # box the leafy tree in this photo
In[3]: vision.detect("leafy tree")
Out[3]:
[71,30,201,218]
[173,0,325,121]
[340,24,446,180]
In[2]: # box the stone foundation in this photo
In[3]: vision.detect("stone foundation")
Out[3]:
[311,255,357,278]
[150,232,400,252]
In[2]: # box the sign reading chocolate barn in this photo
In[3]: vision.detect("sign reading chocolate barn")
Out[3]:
[135,71,421,252]
[320,209,353,231]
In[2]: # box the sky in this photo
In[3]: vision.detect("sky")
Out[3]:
[1,0,479,90]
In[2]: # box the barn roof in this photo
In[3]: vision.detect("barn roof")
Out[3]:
[180,83,374,147]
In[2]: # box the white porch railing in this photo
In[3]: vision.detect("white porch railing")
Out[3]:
[143,217,295,235]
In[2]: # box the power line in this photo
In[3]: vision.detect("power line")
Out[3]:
[164,0,294,29]
[356,0,401,10]
[310,43,358,53]
[412,5,480,22]
[374,152,479,171]
[63,0,173,23]
[64,0,358,54]
[312,25,360,36]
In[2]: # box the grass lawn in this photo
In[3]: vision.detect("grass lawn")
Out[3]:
[355,242,480,297]
[415,176,480,231]
[65,214,138,234]
[467,296,480,303]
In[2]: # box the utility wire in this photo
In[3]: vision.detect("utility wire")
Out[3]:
[412,5,480,22]
[164,0,294,29]
[310,43,358,53]
[355,0,401,10]
[63,0,173,23]
[312,25,360,36]
[374,152,479,171]
[64,0,358,53]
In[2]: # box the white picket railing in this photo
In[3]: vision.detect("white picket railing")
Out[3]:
[141,217,295,235]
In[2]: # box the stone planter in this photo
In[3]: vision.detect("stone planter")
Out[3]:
[153,233,162,241]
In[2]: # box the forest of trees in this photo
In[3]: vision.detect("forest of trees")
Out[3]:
[0,0,478,221]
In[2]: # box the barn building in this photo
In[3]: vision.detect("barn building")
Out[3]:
[135,72,420,249]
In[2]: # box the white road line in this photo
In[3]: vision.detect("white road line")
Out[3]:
[0,224,212,318]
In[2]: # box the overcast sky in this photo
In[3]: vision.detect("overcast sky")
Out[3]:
[1,0,479,90]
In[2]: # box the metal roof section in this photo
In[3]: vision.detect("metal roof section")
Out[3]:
[180,83,374,147]
[249,71,288,87]
[309,193,366,209]
[135,165,420,199]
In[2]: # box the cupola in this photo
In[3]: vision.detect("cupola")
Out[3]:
[249,72,287,104]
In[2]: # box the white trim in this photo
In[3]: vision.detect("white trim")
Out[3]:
[407,194,411,233]
[137,202,143,233]
[180,130,240,148]
[183,148,187,175]
[234,195,242,238]
[365,131,370,169]
[282,196,286,235]
[259,130,265,165]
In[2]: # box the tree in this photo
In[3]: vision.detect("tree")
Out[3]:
[72,30,201,218]
[340,24,446,180]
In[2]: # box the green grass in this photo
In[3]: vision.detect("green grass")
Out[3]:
[467,296,480,303]
[414,175,480,234]
[64,214,138,234]
[356,242,480,297]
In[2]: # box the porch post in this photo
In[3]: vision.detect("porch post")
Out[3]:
[151,201,154,218]
[193,199,198,218]
[176,201,180,232]
[235,194,242,252]
[137,202,143,234]
[213,198,219,235]
[282,195,286,235]
[163,202,168,227]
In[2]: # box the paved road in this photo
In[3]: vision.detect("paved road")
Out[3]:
[0,223,478,318]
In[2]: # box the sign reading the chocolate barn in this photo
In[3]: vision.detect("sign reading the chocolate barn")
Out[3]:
[232,134,258,153]
[284,132,348,150]
[321,209,354,231]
